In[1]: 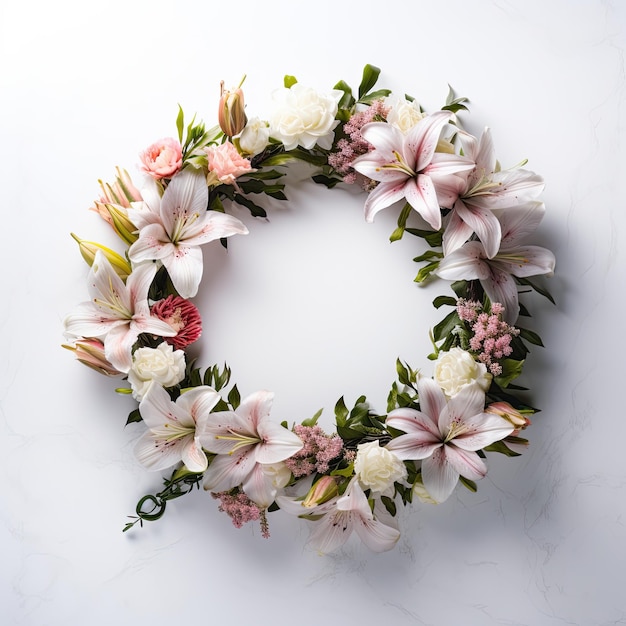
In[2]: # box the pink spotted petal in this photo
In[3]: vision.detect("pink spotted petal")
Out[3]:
[363,180,408,223]
[444,445,487,481]
[421,447,460,503]
[404,174,441,229]
[255,421,304,465]
[455,199,502,259]
[182,436,208,473]
[203,448,255,492]
[161,245,204,299]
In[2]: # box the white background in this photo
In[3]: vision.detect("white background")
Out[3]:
[2,1,625,624]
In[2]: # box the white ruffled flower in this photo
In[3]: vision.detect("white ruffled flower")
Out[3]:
[385,95,425,133]
[269,83,342,151]
[128,342,186,400]
[433,347,492,398]
[238,117,270,156]
[354,440,407,495]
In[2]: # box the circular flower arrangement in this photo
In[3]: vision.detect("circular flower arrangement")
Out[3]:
[63,65,555,553]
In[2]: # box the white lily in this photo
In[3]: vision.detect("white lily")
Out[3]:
[351,111,474,229]
[63,251,175,373]
[277,479,401,553]
[134,384,221,472]
[436,201,556,324]
[443,128,545,259]
[199,391,303,507]
[386,377,514,503]
[127,168,248,298]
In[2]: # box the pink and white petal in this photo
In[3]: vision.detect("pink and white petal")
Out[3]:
[443,208,475,256]
[88,252,131,310]
[140,382,193,429]
[385,433,442,461]
[440,384,487,434]
[198,410,254,455]
[202,448,255,492]
[498,201,545,246]
[128,224,174,263]
[159,169,208,234]
[181,436,208,473]
[104,322,139,373]
[474,128,496,174]
[417,377,448,425]
[242,464,276,508]
[435,242,491,281]
[183,211,248,246]
[385,407,439,438]
[455,200,502,259]
[444,445,487,481]
[421,447,460,503]
[404,175,441,230]
[354,515,401,553]
[176,386,221,424]
[162,245,204,299]
[237,390,274,431]
[131,314,177,339]
[255,421,304,464]
[407,111,453,172]
[497,245,556,278]
[488,170,544,208]
[307,510,352,554]
[134,430,188,471]
[63,301,127,338]
[363,180,409,223]
[359,121,405,157]
[479,266,520,324]
[453,413,514,451]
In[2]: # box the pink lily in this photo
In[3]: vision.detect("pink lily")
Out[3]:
[443,128,545,258]
[63,251,176,373]
[134,384,221,472]
[199,391,303,507]
[436,201,555,324]
[351,111,474,229]
[127,168,248,298]
[386,377,514,503]
[276,479,401,553]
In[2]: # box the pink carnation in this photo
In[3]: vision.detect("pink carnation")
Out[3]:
[150,295,202,350]
[139,137,183,180]
[205,141,252,186]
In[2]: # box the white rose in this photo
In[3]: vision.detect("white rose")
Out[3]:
[385,96,425,133]
[128,342,186,400]
[433,347,492,398]
[354,440,407,495]
[269,83,342,151]
[238,117,270,156]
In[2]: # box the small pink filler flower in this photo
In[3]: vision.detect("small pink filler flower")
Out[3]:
[139,137,183,180]
[151,295,202,350]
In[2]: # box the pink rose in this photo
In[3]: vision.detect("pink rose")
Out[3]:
[205,141,252,186]
[139,137,183,179]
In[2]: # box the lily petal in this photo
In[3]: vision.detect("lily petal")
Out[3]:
[421,447,459,503]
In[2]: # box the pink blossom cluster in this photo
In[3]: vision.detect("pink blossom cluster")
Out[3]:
[284,425,344,477]
[212,490,269,538]
[151,295,202,350]
[457,299,520,376]
[328,100,389,186]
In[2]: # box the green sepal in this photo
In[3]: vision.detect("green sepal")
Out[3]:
[284,75,297,88]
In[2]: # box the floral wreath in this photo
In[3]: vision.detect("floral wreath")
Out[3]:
[63,65,555,553]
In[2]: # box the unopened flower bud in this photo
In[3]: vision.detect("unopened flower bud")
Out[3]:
[70,233,131,280]
[218,77,247,137]
[302,475,339,508]
[486,401,531,429]
[63,338,122,376]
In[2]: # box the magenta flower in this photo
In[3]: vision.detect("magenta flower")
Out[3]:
[351,111,474,229]
[386,377,514,503]
[151,294,202,350]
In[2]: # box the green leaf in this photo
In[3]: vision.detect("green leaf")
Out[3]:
[515,277,556,304]
[358,64,381,98]
[390,203,412,242]
[126,408,142,425]
[518,327,544,347]
[358,88,392,104]
[334,396,349,426]
[413,250,443,263]
[381,495,397,517]
[227,384,241,410]
[176,105,184,144]
[333,79,355,110]
[433,295,457,309]
[432,310,460,343]
[459,476,477,492]
[405,227,443,248]
[483,440,522,457]
[442,84,470,113]
[494,358,525,388]
[414,261,440,283]
[284,75,297,88]
[301,408,323,428]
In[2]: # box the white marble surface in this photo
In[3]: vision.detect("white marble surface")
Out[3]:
[2,1,625,624]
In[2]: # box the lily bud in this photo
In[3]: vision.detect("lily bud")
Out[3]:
[218,77,247,137]
[100,203,138,245]
[486,401,532,430]
[70,233,131,280]
[63,338,122,376]
[302,476,339,508]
